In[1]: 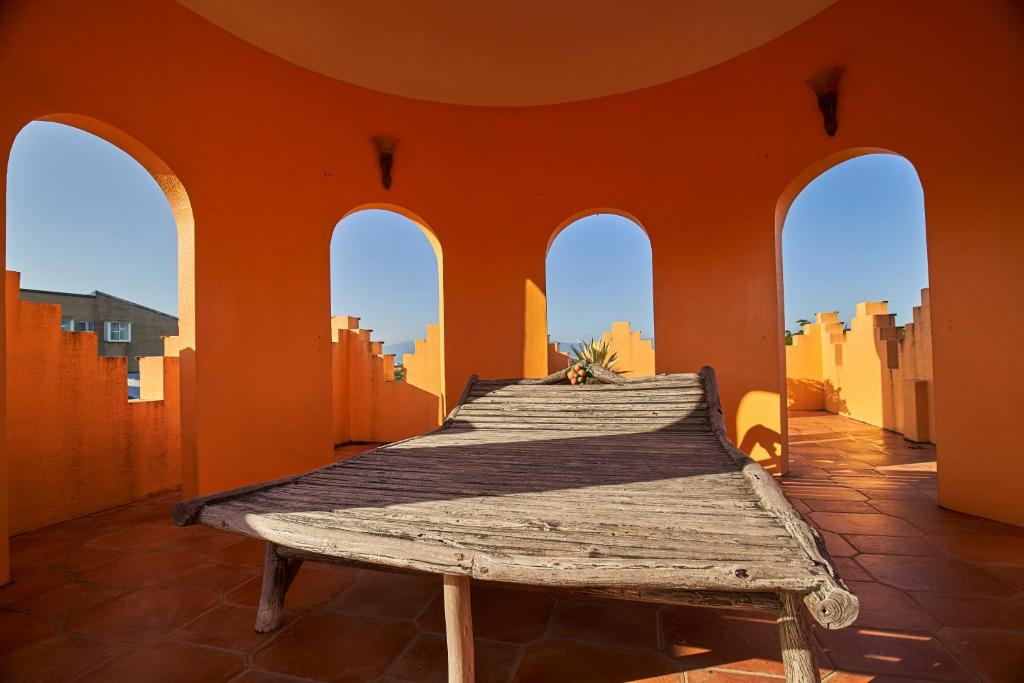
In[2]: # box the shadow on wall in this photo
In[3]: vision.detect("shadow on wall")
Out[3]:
[786,378,849,415]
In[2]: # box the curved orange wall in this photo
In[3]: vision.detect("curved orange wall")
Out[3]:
[2,0,1022,580]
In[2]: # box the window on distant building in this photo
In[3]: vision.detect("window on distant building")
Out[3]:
[74,320,95,332]
[104,320,131,342]
[60,316,74,331]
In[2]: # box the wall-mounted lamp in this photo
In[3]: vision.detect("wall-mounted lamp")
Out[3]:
[372,135,398,190]
[805,66,844,137]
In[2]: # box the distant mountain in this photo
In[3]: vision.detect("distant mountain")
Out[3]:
[383,340,416,357]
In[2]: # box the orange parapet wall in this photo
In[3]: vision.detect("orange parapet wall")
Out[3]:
[331,316,442,444]
[786,289,935,442]
[4,271,181,535]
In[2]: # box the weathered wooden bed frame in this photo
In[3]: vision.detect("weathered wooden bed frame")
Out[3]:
[174,367,857,682]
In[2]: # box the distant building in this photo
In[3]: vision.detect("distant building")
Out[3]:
[19,288,178,372]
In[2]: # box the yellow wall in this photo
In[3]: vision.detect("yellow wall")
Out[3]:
[330,316,443,443]
[4,271,181,535]
[786,289,935,442]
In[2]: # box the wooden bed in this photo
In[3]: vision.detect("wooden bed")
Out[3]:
[173,367,858,683]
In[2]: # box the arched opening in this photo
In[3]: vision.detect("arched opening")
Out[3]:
[3,117,195,568]
[545,212,654,378]
[328,207,444,448]
[778,151,931,443]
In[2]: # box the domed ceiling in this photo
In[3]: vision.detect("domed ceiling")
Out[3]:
[177,0,836,107]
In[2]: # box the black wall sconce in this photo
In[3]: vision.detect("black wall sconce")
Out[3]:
[372,135,398,190]
[806,66,844,137]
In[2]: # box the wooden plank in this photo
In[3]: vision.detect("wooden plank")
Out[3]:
[778,591,819,682]
[444,575,475,683]
[699,366,859,629]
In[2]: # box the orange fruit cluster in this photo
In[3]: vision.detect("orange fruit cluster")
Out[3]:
[566,364,589,385]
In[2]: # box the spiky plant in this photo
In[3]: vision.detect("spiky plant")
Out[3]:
[567,339,623,383]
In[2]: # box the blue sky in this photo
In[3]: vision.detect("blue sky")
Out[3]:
[330,210,439,346]
[7,123,928,345]
[782,154,928,331]
[6,122,179,314]
[547,215,654,344]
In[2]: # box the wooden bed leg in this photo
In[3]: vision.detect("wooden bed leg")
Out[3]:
[778,592,819,683]
[255,543,303,633]
[443,574,475,683]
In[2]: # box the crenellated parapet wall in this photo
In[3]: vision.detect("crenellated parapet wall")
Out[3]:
[786,289,934,442]
[4,271,181,533]
[547,321,655,377]
[330,316,443,444]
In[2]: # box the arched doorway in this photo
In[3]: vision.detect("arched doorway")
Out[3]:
[546,212,654,378]
[778,151,930,439]
[328,207,444,444]
[3,116,195,580]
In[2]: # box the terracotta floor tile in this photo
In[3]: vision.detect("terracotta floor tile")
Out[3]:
[982,563,1024,588]
[778,483,866,501]
[234,671,318,683]
[11,581,125,618]
[513,639,680,683]
[935,627,1024,683]
[923,533,1024,565]
[387,633,520,683]
[0,610,60,655]
[803,499,878,513]
[25,543,126,573]
[252,612,415,682]
[88,522,193,552]
[548,599,659,648]
[67,586,219,641]
[77,639,244,683]
[816,628,971,680]
[659,605,829,678]
[844,535,943,557]
[844,581,938,633]
[906,516,1008,536]
[172,603,281,652]
[0,634,123,682]
[821,530,858,557]
[92,498,177,525]
[168,526,245,555]
[228,564,358,614]
[834,557,873,582]
[0,565,75,607]
[855,554,1018,596]
[328,577,437,619]
[418,584,555,644]
[79,549,203,588]
[685,672,786,682]
[808,512,922,537]
[167,560,260,594]
[212,537,268,566]
[857,487,934,501]
[867,499,969,520]
[910,592,1024,629]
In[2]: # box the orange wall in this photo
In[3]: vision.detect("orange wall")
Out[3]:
[331,316,442,443]
[4,272,181,536]
[1,0,1021,585]
[787,290,935,442]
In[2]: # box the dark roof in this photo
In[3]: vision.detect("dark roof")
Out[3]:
[20,287,178,320]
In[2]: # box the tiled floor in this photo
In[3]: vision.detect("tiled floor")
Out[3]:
[1,412,1022,682]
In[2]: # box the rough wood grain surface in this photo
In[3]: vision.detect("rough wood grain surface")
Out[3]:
[444,575,475,683]
[176,369,857,631]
